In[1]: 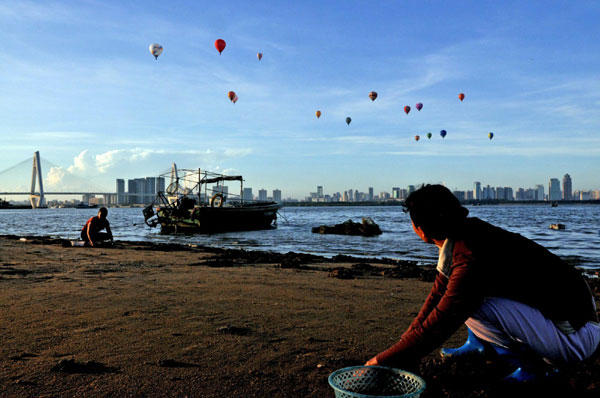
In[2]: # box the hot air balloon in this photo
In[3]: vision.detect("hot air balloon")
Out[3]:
[149,43,163,60]
[228,91,236,101]
[416,103,423,111]
[488,132,494,140]
[215,39,226,54]
[458,93,465,101]
[257,52,263,61]
[404,106,411,115]
[346,117,351,125]
[440,130,447,138]
[427,132,432,139]
[369,91,378,101]
[232,95,238,104]
[415,135,420,141]
[315,110,321,119]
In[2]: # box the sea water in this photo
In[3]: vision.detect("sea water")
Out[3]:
[0,204,599,270]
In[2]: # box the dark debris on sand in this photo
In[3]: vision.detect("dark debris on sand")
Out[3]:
[50,359,118,374]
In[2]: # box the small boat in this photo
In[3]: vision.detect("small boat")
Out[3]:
[549,223,565,230]
[551,201,558,207]
[76,203,98,209]
[143,164,281,233]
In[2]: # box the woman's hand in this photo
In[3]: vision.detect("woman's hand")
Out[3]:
[364,356,379,366]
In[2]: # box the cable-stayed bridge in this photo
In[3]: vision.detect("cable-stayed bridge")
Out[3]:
[0,152,155,208]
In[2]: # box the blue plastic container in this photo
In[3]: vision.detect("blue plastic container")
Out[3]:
[328,366,426,398]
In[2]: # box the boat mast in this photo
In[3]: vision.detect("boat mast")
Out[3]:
[198,167,202,205]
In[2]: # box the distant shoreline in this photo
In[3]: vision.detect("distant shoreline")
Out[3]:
[281,200,600,207]
[2,200,600,209]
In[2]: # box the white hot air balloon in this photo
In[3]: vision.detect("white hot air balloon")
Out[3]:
[149,43,163,60]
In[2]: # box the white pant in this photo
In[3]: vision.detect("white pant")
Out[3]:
[465,297,600,364]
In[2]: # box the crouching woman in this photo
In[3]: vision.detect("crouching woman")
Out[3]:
[365,185,600,382]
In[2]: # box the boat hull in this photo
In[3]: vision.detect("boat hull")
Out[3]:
[157,202,281,233]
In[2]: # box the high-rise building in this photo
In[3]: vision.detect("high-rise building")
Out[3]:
[243,187,253,201]
[116,179,125,205]
[258,189,267,201]
[407,185,416,195]
[273,189,282,203]
[549,178,561,201]
[368,187,374,201]
[535,185,544,201]
[562,174,572,200]
[453,191,466,201]
[317,186,323,198]
[496,187,504,201]
[145,177,156,205]
[156,177,165,193]
[127,179,137,204]
[392,187,400,199]
[473,182,481,200]
[348,189,353,202]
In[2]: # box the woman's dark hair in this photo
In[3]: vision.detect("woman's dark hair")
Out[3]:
[403,184,468,240]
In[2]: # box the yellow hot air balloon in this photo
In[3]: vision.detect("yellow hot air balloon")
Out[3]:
[316,110,321,119]
[149,43,163,59]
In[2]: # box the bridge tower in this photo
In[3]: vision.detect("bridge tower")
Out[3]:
[29,151,45,208]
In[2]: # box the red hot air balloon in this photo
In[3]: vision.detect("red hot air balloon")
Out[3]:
[415,103,423,111]
[228,91,236,101]
[369,91,378,101]
[458,93,465,101]
[414,135,420,141]
[404,106,411,115]
[215,39,226,54]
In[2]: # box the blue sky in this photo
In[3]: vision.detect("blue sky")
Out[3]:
[1,1,599,198]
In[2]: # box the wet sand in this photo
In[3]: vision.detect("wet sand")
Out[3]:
[0,235,598,397]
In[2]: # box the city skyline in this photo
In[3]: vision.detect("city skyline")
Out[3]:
[1,2,600,198]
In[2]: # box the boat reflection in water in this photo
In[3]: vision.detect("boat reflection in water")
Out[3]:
[143,164,281,234]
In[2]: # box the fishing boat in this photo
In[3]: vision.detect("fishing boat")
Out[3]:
[143,164,282,233]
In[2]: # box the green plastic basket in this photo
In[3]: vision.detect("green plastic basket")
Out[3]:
[328,366,426,398]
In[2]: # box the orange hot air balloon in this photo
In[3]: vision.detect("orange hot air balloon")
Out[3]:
[414,135,420,141]
[404,105,411,115]
[369,91,378,101]
[228,91,236,101]
[315,110,321,119]
[215,39,226,54]
[458,93,465,101]
[257,52,263,61]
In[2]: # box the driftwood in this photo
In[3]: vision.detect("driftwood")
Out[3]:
[311,217,382,237]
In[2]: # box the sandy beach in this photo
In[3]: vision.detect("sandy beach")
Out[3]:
[1,235,599,397]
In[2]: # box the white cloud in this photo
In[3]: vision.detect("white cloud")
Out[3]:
[45,166,65,187]
[67,150,92,174]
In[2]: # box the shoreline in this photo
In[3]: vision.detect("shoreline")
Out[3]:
[2,233,597,275]
[1,235,599,397]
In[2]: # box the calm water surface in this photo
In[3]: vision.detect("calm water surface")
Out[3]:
[1,205,599,270]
